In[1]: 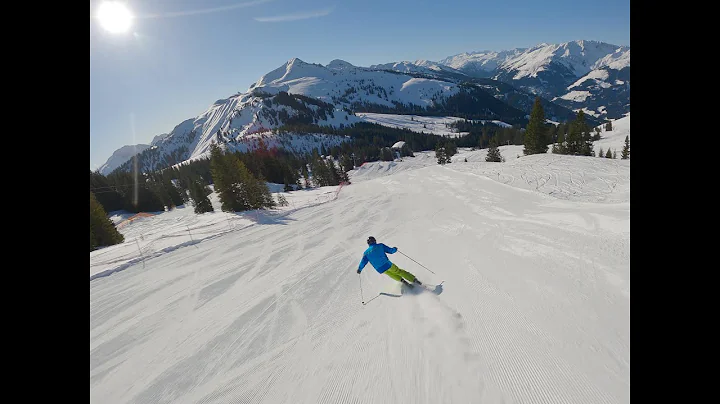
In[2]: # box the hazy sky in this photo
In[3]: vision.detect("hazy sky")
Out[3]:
[89,0,630,170]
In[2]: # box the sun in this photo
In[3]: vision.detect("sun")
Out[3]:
[97,1,133,34]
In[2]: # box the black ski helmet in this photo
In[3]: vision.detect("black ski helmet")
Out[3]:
[367,236,376,245]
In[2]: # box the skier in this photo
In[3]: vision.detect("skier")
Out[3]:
[357,236,422,288]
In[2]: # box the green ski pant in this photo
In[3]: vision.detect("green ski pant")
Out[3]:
[383,263,416,282]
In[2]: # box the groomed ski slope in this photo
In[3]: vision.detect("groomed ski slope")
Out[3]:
[90,148,630,404]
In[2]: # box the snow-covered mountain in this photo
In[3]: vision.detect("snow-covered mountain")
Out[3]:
[100,44,624,175]
[438,40,630,120]
[106,58,533,175]
[439,48,528,78]
[97,144,152,175]
[369,60,467,80]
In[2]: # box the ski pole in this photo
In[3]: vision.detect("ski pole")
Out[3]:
[359,274,365,305]
[398,251,436,275]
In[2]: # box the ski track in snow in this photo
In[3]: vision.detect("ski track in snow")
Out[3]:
[90,148,630,404]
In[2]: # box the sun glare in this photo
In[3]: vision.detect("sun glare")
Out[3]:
[97,1,133,34]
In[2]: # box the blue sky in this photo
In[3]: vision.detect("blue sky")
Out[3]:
[90,0,630,170]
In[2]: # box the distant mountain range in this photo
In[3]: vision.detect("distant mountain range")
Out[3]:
[97,40,628,176]
[436,40,629,120]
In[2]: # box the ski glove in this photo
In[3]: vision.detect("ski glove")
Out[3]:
[357,269,361,274]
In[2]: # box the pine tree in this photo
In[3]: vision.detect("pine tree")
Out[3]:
[329,158,349,183]
[302,165,311,188]
[249,172,275,210]
[276,193,289,207]
[480,128,489,149]
[400,143,414,157]
[435,145,447,165]
[326,158,341,185]
[598,147,604,158]
[552,130,566,154]
[381,147,394,161]
[340,154,354,172]
[188,179,214,214]
[566,110,592,155]
[174,175,191,204]
[210,142,272,212]
[131,182,166,212]
[309,159,330,186]
[210,142,245,212]
[582,126,594,156]
[605,121,613,131]
[445,141,458,158]
[523,97,547,155]
[612,150,617,159]
[90,170,124,212]
[546,124,557,145]
[621,135,630,159]
[605,148,613,158]
[90,192,124,251]
[435,143,447,165]
[593,127,602,141]
[486,137,503,162]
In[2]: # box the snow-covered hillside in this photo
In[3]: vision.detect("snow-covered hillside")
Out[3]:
[438,40,630,121]
[251,57,461,109]
[441,40,628,82]
[91,136,630,403]
[439,49,527,77]
[504,40,625,80]
[356,113,472,138]
[591,113,630,156]
[98,144,152,175]
[369,60,467,79]
[106,57,530,175]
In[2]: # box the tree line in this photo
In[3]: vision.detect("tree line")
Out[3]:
[521,97,629,159]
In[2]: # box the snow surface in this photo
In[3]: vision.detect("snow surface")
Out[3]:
[91,132,630,403]
[92,184,348,280]
[594,48,630,71]
[356,112,471,137]
[592,114,630,157]
[560,90,592,102]
[568,69,610,89]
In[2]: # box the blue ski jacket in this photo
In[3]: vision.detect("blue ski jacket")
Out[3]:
[358,243,397,274]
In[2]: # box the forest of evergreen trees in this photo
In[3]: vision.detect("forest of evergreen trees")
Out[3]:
[517,97,616,158]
